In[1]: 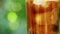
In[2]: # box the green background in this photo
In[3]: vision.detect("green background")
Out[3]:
[0,0,27,34]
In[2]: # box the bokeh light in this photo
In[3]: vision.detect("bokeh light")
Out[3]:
[7,12,19,30]
[7,12,17,22]
[4,0,22,12]
[9,22,19,30]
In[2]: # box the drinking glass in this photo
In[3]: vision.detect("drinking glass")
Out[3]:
[26,0,59,34]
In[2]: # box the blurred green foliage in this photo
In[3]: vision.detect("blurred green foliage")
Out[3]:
[0,0,27,34]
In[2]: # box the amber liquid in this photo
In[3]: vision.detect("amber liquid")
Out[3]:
[26,0,59,34]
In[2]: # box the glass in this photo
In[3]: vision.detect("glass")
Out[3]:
[26,0,59,34]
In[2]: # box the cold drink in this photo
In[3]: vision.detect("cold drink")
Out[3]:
[26,0,59,34]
